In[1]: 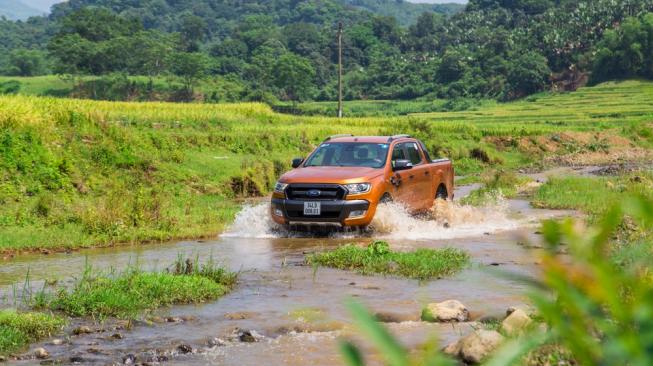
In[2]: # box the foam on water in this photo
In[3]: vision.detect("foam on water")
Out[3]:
[222,197,520,240]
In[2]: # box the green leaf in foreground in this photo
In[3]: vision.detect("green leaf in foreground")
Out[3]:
[307,241,470,280]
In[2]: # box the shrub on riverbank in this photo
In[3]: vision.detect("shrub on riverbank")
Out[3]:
[307,241,469,280]
[0,310,65,356]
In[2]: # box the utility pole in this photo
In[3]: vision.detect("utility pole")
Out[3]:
[337,22,343,118]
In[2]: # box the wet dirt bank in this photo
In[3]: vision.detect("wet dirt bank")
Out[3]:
[1,184,576,365]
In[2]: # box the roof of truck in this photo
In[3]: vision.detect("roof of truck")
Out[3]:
[324,135,413,144]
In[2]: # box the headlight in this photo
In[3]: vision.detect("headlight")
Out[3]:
[274,182,288,193]
[345,183,371,195]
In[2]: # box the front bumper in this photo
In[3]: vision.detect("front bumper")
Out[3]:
[271,198,372,227]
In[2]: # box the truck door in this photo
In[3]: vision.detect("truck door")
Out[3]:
[390,142,430,211]
[404,142,433,210]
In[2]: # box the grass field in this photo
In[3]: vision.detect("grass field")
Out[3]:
[1,80,652,252]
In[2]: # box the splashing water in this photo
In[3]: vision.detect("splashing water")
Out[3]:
[221,203,284,238]
[370,199,519,240]
[222,196,521,240]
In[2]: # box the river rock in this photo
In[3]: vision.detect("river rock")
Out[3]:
[238,330,257,343]
[122,354,137,364]
[422,300,469,322]
[501,308,532,336]
[177,344,193,354]
[50,339,64,345]
[72,326,93,335]
[445,330,504,364]
[34,347,49,359]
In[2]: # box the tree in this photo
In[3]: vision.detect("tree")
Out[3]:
[5,49,48,76]
[591,13,653,84]
[504,50,550,99]
[274,53,315,101]
[168,52,209,96]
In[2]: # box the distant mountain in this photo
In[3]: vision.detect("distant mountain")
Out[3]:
[0,0,43,20]
[21,0,63,13]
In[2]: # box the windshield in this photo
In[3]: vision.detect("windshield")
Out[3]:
[304,142,389,168]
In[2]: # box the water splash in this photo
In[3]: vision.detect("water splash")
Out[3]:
[221,203,285,238]
[222,197,520,241]
[370,198,519,240]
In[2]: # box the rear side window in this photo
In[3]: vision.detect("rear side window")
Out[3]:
[406,143,423,165]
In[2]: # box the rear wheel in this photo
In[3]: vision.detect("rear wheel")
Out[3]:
[436,185,448,200]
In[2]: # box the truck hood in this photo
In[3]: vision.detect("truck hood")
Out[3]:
[279,166,385,184]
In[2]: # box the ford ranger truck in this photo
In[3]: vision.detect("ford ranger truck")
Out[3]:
[270,135,454,229]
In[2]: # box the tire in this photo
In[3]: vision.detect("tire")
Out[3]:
[380,193,393,203]
[436,185,448,200]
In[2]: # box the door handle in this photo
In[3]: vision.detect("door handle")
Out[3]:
[409,175,414,179]
[425,171,429,175]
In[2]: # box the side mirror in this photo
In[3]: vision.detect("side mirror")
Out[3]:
[292,158,304,168]
[392,159,413,171]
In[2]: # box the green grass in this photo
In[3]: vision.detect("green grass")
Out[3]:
[532,173,653,218]
[0,309,65,356]
[46,258,236,319]
[0,80,652,253]
[306,241,470,280]
[461,169,533,206]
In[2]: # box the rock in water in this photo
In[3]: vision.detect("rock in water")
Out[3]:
[72,326,92,335]
[445,330,504,364]
[501,308,532,336]
[422,300,469,322]
[177,344,193,354]
[239,330,256,343]
[34,347,49,359]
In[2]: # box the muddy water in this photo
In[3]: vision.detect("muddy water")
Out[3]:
[2,186,576,365]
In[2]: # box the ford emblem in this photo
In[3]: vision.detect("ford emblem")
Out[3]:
[307,189,321,197]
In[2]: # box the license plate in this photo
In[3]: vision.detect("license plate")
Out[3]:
[303,201,321,216]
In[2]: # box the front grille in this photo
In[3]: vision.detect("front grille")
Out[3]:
[286,210,341,219]
[286,184,346,201]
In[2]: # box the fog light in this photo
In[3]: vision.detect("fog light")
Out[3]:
[273,208,284,217]
[349,210,367,218]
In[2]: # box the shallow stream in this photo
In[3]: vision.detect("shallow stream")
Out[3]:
[2,183,578,365]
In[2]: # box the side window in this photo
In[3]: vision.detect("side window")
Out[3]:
[391,144,406,161]
[406,143,423,165]
[391,144,406,169]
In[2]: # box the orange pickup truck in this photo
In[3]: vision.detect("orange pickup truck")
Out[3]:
[270,135,454,229]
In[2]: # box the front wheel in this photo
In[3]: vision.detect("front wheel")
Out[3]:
[436,185,448,200]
